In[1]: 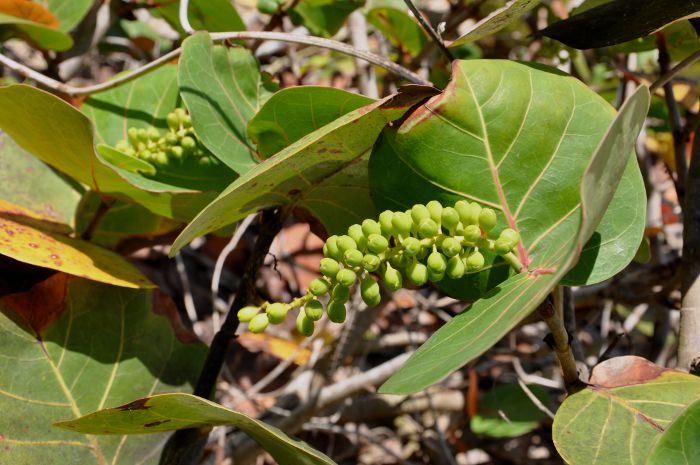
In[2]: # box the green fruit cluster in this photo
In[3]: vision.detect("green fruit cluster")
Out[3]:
[115,108,219,169]
[238,200,523,337]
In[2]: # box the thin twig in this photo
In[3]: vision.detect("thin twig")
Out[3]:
[650,48,700,93]
[175,253,201,336]
[0,32,430,97]
[515,376,555,420]
[210,213,257,317]
[401,0,454,62]
[179,0,195,35]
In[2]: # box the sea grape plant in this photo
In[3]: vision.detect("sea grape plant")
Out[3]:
[1,1,696,464]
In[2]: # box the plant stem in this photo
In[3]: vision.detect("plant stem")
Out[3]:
[650,48,700,93]
[538,298,581,393]
[678,120,700,373]
[656,33,688,203]
[401,0,454,62]
[160,208,288,465]
[80,198,113,241]
[0,32,430,98]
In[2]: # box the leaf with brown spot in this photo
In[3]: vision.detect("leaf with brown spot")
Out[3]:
[0,277,207,464]
[0,200,154,288]
[0,0,72,50]
[0,0,59,28]
[553,356,700,465]
[55,392,336,465]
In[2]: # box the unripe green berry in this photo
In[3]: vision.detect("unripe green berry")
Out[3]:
[441,207,460,231]
[327,300,347,323]
[392,211,412,237]
[336,268,357,287]
[402,237,421,257]
[309,278,330,296]
[127,127,140,145]
[182,114,192,128]
[153,151,168,165]
[498,228,520,247]
[169,145,184,159]
[494,238,512,255]
[407,261,428,286]
[418,219,439,238]
[304,299,324,321]
[441,237,462,258]
[367,234,389,254]
[181,136,196,151]
[382,263,403,291]
[463,224,482,242]
[466,251,485,271]
[360,276,381,307]
[137,128,149,142]
[164,132,178,146]
[389,253,410,269]
[361,219,381,237]
[426,200,443,223]
[411,204,430,225]
[427,251,447,274]
[320,258,340,278]
[343,249,364,267]
[379,210,395,236]
[248,313,269,333]
[337,235,357,254]
[446,255,465,279]
[347,224,367,251]
[462,202,482,225]
[237,305,260,322]
[479,208,497,231]
[147,127,160,141]
[323,236,344,261]
[266,302,290,324]
[199,156,213,166]
[427,268,445,282]
[296,311,314,337]
[331,284,350,302]
[362,253,381,272]
[167,112,180,131]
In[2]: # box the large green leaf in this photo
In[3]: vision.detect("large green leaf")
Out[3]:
[42,0,93,32]
[248,86,373,158]
[290,0,365,37]
[0,131,81,227]
[179,32,278,174]
[0,85,215,220]
[647,398,700,465]
[82,65,179,147]
[470,383,551,438]
[538,0,700,49]
[55,393,336,465]
[171,85,438,254]
[155,0,245,35]
[553,356,700,465]
[448,0,539,47]
[365,0,427,56]
[370,60,646,299]
[378,77,649,394]
[0,275,207,464]
[0,12,72,50]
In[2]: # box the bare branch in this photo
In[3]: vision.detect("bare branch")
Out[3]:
[179,0,195,35]
[0,32,431,98]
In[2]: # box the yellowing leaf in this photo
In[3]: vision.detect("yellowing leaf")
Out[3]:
[238,333,312,365]
[0,200,153,288]
[0,0,59,28]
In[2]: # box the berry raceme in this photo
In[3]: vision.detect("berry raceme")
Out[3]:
[240,200,523,337]
[114,108,220,173]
